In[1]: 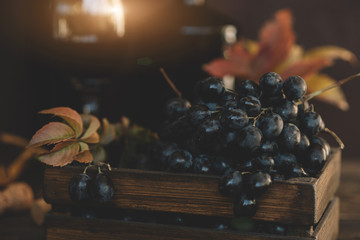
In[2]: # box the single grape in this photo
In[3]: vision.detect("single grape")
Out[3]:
[187,104,211,125]
[302,143,327,175]
[237,79,260,98]
[218,170,243,197]
[237,125,263,153]
[272,99,298,122]
[299,111,325,137]
[69,173,91,202]
[259,72,283,96]
[311,136,331,157]
[164,98,191,121]
[260,140,278,156]
[246,171,272,197]
[220,108,249,130]
[278,123,301,151]
[192,154,212,174]
[195,117,224,154]
[167,150,193,172]
[238,96,262,117]
[283,75,307,101]
[252,154,275,173]
[194,77,225,103]
[297,132,310,154]
[274,152,297,175]
[211,156,232,175]
[89,173,115,203]
[256,112,284,139]
[233,193,258,217]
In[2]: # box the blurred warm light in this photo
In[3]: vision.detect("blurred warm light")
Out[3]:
[53,0,125,43]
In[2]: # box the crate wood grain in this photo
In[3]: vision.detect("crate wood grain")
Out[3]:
[43,149,341,225]
[46,197,339,240]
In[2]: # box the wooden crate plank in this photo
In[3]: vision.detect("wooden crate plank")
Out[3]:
[313,197,339,240]
[43,149,341,225]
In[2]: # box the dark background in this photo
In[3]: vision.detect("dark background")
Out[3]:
[0,0,359,158]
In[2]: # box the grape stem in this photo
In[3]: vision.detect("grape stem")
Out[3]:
[301,73,360,103]
[160,68,182,98]
[324,128,345,150]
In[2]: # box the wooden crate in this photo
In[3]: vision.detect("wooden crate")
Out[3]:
[43,148,341,226]
[46,197,339,240]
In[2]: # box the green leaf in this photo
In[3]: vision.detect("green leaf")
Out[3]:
[79,142,89,151]
[80,114,100,140]
[28,122,76,148]
[38,142,80,167]
[39,107,83,138]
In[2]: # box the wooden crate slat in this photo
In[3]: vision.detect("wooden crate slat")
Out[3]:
[43,149,341,225]
[45,198,340,240]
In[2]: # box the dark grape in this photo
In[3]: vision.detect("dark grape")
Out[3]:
[278,123,301,151]
[311,136,331,157]
[194,77,225,103]
[256,112,284,139]
[237,125,263,153]
[192,154,212,174]
[259,72,283,96]
[69,173,91,202]
[238,96,262,117]
[260,140,278,156]
[220,108,248,130]
[167,150,193,172]
[299,111,325,137]
[89,173,115,203]
[274,152,297,174]
[252,154,275,173]
[272,99,298,122]
[283,75,307,101]
[237,79,260,98]
[218,170,243,197]
[246,171,272,196]
[212,156,232,175]
[165,98,191,121]
[187,104,211,125]
[233,193,258,217]
[302,143,327,175]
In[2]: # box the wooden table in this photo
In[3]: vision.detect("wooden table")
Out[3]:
[0,159,359,240]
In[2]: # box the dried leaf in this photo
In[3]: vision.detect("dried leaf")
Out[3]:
[74,150,93,163]
[28,122,76,148]
[100,118,117,145]
[50,141,76,152]
[82,132,100,144]
[38,142,80,167]
[254,9,295,77]
[39,107,83,138]
[304,46,357,64]
[80,115,100,140]
[307,74,349,111]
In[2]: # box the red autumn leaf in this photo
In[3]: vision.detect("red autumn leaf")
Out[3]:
[253,9,295,78]
[39,107,83,137]
[38,142,80,167]
[28,122,75,148]
[279,58,333,80]
[74,150,93,163]
[80,114,100,140]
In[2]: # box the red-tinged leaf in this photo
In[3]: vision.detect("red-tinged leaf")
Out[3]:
[307,74,349,111]
[254,9,295,78]
[80,115,100,140]
[304,46,357,64]
[203,41,253,78]
[74,150,93,163]
[82,132,100,144]
[100,118,117,145]
[279,58,333,81]
[28,122,76,148]
[50,141,76,152]
[39,107,83,137]
[38,142,80,167]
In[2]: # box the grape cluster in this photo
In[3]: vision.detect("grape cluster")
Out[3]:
[157,72,335,218]
[69,168,114,204]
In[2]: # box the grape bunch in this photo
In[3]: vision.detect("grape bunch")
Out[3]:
[156,72,340,218]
